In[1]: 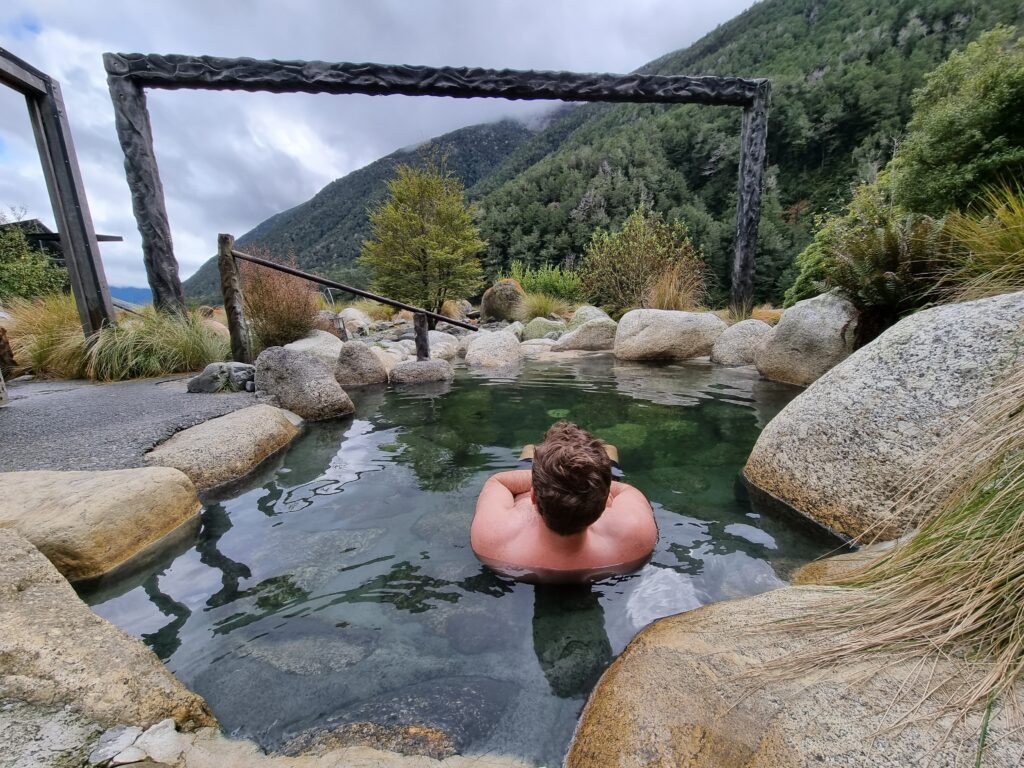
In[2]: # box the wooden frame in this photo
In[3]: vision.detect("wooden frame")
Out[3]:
[1,47,115,335]
[104,53,771,314]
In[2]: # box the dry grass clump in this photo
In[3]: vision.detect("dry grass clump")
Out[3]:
[715,303,784,325]
[240,248,318,351]
[644,261,706,311]
[516,292,571,322]
[349,299,396,321]
[776,360,1024,737]
[441,299,468,320]
[939,183,1024,302]
[6,293,88,378]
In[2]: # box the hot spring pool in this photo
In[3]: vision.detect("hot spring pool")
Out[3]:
[80,354,839,766]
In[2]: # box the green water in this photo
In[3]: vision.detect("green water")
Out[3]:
[81,355,838,766]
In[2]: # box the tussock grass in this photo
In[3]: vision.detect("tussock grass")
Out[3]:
[240,248,318,351]
[349,298,396,321]
[516,292,571,322]
[6,293,89,378]
[644,261,706,312]
[775,359,1024,733]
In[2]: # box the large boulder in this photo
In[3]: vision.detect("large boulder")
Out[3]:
[710,319,773,366]
[552,317,617,351]
[614,310,726,361]
[283,330,344,369]
[0,528,215,729]
[567,587,1024,767]
[390,358,454,385]
[480,280,524,321]
[427,330,461,361]
[186,362,255,393]
[338,306,373,336]
[568,305,610,330]
[754,292,858,385]
[522,317,567,340]
[369,345,409,375]
[745,291,1024,541]
[144,405,299,490]
[334,340,388,387]
[0,467,200,581]
[465,331,524,368]
[254,347,354,421]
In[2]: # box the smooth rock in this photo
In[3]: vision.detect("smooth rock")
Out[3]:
[480,280,524,321]
[255,347,355,421]
[334,341,388,387]
[1,701,100,768]
[505,320,524,340]
[144,405,299,490]
[283,330,344,369]
[389,359,454,384]
[567,305,611,330]
[792,539,901,586]
[457,330,488,358]
[755,291,858,385]
[465,331,524,368]
[90,725,143,764]
[710,318,772,366]
[112,744,148,764]
[0,529,215,728]
[339,307,373,336]
[369,345,408,375]
[0,468,200,581]
[522,317,566,340]
[613,309,726,360]
[202,318,230,340]
[568,587,1024,768]
[552,317,617,351]
[427,330,460,361]
[745,291,1024,540]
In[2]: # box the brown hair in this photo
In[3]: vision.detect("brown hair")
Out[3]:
[532,421,612,536]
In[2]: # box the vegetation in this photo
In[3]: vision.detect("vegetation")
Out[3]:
[580,207,704,316]
[6,293,228,380]
[498,260,584,301]
[240,248,318,351]
[516,292,571,322]
[0,212,68,300]
[889,27,1024,215]
[780,363,1024,740]
[359,158,485,327]
[939,183,1024,302]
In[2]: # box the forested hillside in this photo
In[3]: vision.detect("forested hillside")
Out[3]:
[185,0,1024,306]
[183,119,534,303]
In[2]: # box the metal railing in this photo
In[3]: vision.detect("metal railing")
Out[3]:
[216,233,477,365]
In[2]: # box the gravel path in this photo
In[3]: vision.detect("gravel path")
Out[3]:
[0,376,257,472]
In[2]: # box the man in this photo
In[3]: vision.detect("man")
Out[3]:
[471,422,657,583]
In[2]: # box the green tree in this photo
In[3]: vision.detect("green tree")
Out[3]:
[0,212,68,300]
[359,159,485,326]
[890,26,1024,215]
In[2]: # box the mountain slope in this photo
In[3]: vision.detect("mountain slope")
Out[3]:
[183,119,534,303]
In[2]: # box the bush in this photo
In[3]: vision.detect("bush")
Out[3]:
[939,182,1024,302]
[6,293,88,378]
[516,292,571,322]
[644,261,706,311]
[580,206,704,316]
[240,248,318,351]
[0,212,68,300]
[498,260,584,301]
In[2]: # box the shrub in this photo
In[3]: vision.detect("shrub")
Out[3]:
[240,248,318,351]
[580,206,704,316]
[644,261,706,311]
[86,309,229,381]
[939,182,1024,302]
[6,293,88,378]
[516,292,571,322]
[498,260,584,301]
[0,211,68,300]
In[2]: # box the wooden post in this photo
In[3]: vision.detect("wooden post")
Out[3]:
[217,234,252,364]
[414,313,430,361]
[730,84,770,319]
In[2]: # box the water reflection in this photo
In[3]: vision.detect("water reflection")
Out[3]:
[532,585,612,699]
[141,574,191,660]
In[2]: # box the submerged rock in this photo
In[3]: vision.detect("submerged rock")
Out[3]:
[754,291,858,385]
[334,340,389,387]
[465,331,524,368]
[745,291,1024,540]
[255,347,354,421]
[568,587,1024,767]
[710,319,772,366]
[283,329,344,369]
[614,309,726,361]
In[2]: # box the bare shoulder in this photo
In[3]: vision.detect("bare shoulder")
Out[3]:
[471,473,535,557]
[597,482,657,542]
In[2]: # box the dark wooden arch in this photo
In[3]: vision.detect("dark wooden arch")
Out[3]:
[1,48,115,335]
[104,53,770,314]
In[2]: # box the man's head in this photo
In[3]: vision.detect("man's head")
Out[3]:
[531,421,612,536]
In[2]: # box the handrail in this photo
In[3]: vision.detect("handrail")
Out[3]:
[230,248,478,332]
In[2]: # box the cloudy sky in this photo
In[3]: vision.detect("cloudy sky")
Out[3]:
[0,0,754,287]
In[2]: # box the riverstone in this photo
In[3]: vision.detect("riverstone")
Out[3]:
[755,291,858,385]
[0,467,200,580]
[567,587,1024,768]
[427,330,460,361]
[710,318,772,366]
[553,317,617,351]
[369,345,408,375]
[614,309,726,360]
[255,347,355,421]
[568,305,611,330]
[284,330,345,369]
[390,359,454,385]
[0,529,215,729]
[505,321,524,340]
[89,725,143,764]
[745,291,1024,541]
[144,405,299,490]
[465,331,524,368]
[480,280,524,321]
[522,317,566,340]
[335,341,389,387]
[339,307,373,336]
